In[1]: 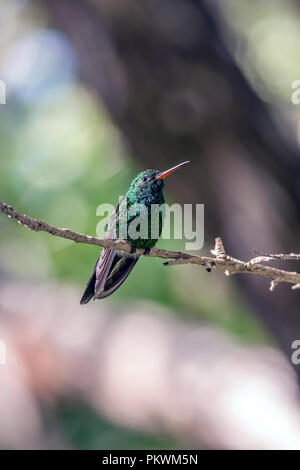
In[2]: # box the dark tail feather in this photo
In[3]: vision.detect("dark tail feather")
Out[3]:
[94,256,139,300]
[80,269,97,305]
[94,249,117,297]
[80,250,118,304]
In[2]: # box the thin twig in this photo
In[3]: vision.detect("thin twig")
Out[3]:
[253,250,300,261]
[1,201,300,291]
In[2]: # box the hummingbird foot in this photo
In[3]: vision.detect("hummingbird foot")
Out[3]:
[129,244,137,254]
[143,247,151,255]
[203,261,215,272]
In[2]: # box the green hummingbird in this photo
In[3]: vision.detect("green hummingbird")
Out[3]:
[80,161,190,303]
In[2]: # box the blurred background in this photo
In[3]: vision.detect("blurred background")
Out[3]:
[1,0,300,449]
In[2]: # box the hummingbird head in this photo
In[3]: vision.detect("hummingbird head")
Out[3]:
[127,161,190,204]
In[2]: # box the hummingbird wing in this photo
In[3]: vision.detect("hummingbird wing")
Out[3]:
[80,195,140,303]
[79,256,98,304]
[94,253,139,299]
[80,251,139,303]
[79,249,116,305]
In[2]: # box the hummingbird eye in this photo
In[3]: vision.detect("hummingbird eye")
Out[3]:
[141,176,148,183]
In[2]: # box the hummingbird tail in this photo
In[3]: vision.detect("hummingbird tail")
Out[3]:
[80,256,99,305]
[80,273,96,304]
[80,249,140,303]
[80,249,116,305]
[94,255,139,300]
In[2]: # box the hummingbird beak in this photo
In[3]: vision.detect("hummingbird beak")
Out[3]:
[156,161,190,180]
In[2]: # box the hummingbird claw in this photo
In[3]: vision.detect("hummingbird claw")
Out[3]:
[202,262,212,272]
[130,245,137,254]
[143,247,151,255]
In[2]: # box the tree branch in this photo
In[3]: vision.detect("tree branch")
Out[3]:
[1,201,300,291]
[253,250,300,261]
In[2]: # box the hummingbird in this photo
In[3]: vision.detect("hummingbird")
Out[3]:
[80,161,190,303]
